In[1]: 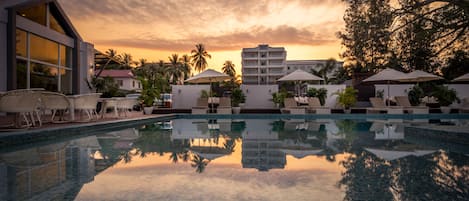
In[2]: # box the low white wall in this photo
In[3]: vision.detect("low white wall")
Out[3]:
[172,85,210,109]
[447,84,469,99]
[374,84,414,99]
[306,84,346,108]
[241,85,278,109]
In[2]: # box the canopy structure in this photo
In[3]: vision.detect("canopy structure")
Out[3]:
[185,69,230,112]
[277,69,323,96]
[363,68,410,106]
[453,73,469,82]
[400,70,443,82]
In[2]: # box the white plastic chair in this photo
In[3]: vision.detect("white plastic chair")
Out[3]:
[0,90,43,128]
[72,93,101,122]
[40,91,71,123]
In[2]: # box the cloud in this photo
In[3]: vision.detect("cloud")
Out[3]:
[94,24,338,52]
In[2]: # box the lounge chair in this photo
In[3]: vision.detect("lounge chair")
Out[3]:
[192,98,209,114]
[366,97,403,114]
[40,91,71,123]
[217,97,232,114]
[306,97,331,114]
[117,97,138,117]
[281,98,306,114]
[72,93,101,122]
[395,96,429,114]
[0,90,42,128]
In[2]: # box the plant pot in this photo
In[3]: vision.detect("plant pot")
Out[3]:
[232,107,241,114]
[344,108,351,114]
[440,106,451,114]
[143,106,153,115]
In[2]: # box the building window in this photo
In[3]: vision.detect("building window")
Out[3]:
[138,82,141,89]
[15,28,73,93]
[261,61,266,66]
[49,9,66,34]
[287,66,290,70]
[17,4,47,26]
[117,80,123,87]
[132,80,135,87]
[261,53,266,58]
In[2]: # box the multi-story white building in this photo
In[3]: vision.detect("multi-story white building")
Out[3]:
[241,45,343,85]
[286,60,344,77]
[241,44,287,85]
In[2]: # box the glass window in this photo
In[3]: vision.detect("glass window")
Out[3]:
[30,34,59,64]
[17,4,47,26]
[49,10,66,34]
[59,68,72,94]
[30,62,58,91]
[60,45,73,67]
[16,29,27,57]
[16,59,28,89]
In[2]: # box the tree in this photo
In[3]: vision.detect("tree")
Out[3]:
[310,58,338,84]
[121,53,135,69]
[191,154,210,173]
[338,0,394,72]
[139,58,147,67]
[191,43,211,72]
[179,54,192,80]
[441,50,469,80]
[222,60,236,77]
[168,54,184,85]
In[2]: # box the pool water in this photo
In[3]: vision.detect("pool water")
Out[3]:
[1,118,468,200]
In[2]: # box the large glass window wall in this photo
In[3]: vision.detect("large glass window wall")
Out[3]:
[15,28,73,94]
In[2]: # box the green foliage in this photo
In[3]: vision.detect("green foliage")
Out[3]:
[306,88,328,106]
[139,77,160,107]
[441,50,469,80]
[407,85,424,106]
[231,88,246,107]
[431,85,459,106]
[376,89,384,98]
[91,77,124,98]
[336,87,358,109]
[271,89,293,107]
[200,90,209,98]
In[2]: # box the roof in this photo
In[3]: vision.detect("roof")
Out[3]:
[98,70,134,78]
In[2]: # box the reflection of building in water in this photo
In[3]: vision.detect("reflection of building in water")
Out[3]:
[0,136,101,201]
[242,120,286,171]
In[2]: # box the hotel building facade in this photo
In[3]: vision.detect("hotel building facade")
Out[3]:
[241,44,343,84]
[0,0,94,94]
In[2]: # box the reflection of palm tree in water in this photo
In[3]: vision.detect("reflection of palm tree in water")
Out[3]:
[223,138,236,153]
[191,154,210,173]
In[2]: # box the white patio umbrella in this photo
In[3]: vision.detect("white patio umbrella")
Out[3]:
[365,148,435,161]
[363,68,410,106]
[453,73,469,82]
[185,69,230,112]
[399,70,443,83]
[277,69,323,96]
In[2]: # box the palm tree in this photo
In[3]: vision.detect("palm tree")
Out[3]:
[191,43,211,72]
[222,60,236,77]
[311,58,338,84]
[179,54,192,80]
[191,154,210,173]
[168,54,183,84]
[121,53,134,69]
[139,58,147,67]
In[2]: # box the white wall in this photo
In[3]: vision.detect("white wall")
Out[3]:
[241,85,278,108]
[447,84,469,99]
[172,85,210,109]
[79,42,94,94]
[374,84,414,100]
[306,84,346,108]
[116,78,141,91]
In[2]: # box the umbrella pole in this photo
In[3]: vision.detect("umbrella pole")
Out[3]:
[387,81,390,106]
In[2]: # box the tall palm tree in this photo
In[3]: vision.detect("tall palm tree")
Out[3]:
[168,54,183,84]
[179,54,192,80]
[222,60,236,77]
[191,43,211,72]
[191,154,210,173]
[311,58,338,84]
[121,53,134,69]
[139,58,147,67]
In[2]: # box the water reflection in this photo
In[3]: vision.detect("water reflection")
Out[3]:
[1,118,468,200]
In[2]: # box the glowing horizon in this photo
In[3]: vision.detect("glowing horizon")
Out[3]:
[58,0,346,74]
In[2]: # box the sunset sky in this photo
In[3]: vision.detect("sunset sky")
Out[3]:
[58,0,346,73]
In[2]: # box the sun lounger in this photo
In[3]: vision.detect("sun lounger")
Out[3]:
[366,97,403,114]
[306,97,331,114]
[192,98,209,114]
[217,97,232,114]
[281,98,306,114]
[395,96,429,114]
[0,89,43,128]
[40,91,71,123]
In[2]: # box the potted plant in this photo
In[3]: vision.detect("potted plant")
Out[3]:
[139,78,159,115]
[231,88,245,114]
[407,85,424,106]
[432,85,459,113]
[306,87,328,106]
[336,87,357,113]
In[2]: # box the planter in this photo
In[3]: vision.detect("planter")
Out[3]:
[440,106,451,114]
[344,108,351,114]
[143,106,154,115]
[232,107,241,114]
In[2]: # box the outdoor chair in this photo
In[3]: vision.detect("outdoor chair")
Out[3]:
[72,93,101,122]
[395,96,429,114]
[306,97,331,114]
[281,98,306,114]
[366,97,404,114]
[0,90,42,128]
[217,97,232,114]
[117,98,138,117]
[192,98,209,114]
[40,91,71,123]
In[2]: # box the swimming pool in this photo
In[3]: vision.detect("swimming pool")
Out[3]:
[1,116,468,200]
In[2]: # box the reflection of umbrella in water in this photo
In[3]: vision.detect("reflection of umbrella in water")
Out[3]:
[190,146,230,161]
[363,68,410,106]
[365,148,435,161]
[453,72,469,82]
[281,149,323,159]
[278,69,323,96]
[185,69,230,112]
